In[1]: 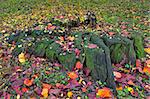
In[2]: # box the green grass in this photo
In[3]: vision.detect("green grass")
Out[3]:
[0,0,149,32]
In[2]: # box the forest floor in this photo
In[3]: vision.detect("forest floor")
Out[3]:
[0,0,150,98]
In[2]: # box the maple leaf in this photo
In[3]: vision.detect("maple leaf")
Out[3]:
[24,78,34,86]
[96,87,112,98]
[68,72,78,79]
[75,61,83,69]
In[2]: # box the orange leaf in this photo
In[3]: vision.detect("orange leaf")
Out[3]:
[116,86,123,91]
[68,72,78,79]
[81,87,87,92]
[96,87,112,98]
[42,83,51,90]
[24,78,33,86]
[41,88,49,98]
[75,61,83,69]
[127,80,135,86]
[143,66,150,74]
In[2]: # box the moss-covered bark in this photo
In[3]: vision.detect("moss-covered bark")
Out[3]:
[8,30,139,93]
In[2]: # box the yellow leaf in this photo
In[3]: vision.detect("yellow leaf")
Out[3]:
[127,87,134,94]
[18,53,26,63]
[77,96,81,99]
[17,94,20,99]
[144,48,150,54]
[67,36,75,41]
[67,91,73,98]
[41,88,49,98]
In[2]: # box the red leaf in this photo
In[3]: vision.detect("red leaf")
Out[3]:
[83,67,91,76]
[136,59,141,67]
[75,61,83,69]
[74,48,80,57]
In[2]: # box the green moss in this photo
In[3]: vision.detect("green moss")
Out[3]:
[133,35,145,59]
[110,44,127,63]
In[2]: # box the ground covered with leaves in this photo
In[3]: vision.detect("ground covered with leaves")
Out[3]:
[0,0,150,99]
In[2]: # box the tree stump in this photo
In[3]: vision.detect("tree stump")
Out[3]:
[6,16,139,94]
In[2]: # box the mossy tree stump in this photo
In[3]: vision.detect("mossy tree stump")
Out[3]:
[6,16,144,94]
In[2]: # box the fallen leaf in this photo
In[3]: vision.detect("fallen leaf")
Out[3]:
[145,59,150,67]
[47,24,56,30]
[74,48,80,57]
[22,87,28,93]
[42,83,51,90]
[144,48,150,54]
[116,86,123,91]
[18,53,26,63]
[82,87,87,92]
[75,61,83,69]
[41,88,49,98]
[127,86,134,94]
[113,71,122,78]
[96,87,112,98]
[127,80,135,86]
[143,66,150,74]
[68,72,78,79]
[83,67,91,76]
[67,91,73,98]
[108,32,115,36]
[24,78,33,86]
[67,36,75,41]
[136,59,141,67]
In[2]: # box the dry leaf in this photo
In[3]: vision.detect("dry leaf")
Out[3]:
[18,53,26,63]
[96,87,112,98]
[144,48,150,54]
[67,91,73,98]
[68,72,78,79]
